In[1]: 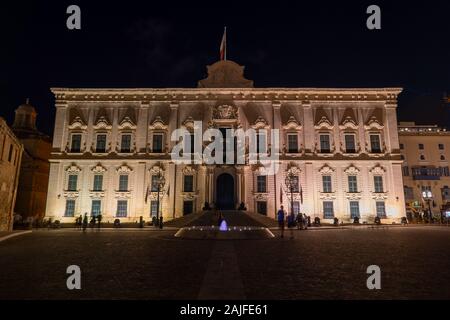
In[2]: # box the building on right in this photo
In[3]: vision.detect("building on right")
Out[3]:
[398,122,450,222]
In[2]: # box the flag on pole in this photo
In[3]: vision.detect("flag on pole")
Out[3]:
[280,185,283,204]
[145,185,149,204]
[300,184,303,204]
[220,27,227,60]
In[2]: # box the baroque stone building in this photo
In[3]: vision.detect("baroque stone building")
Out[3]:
[45,60,405,223]
[12,100,52,222]
[0,117,23,231]
[398,122,450,220]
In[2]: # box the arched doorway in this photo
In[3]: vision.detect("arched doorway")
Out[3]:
[216,173,235,210]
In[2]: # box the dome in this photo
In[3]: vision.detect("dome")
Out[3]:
[16,99,37,114]
[13,98,38,130]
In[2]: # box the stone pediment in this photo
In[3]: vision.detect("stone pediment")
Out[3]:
[198,60,254,88]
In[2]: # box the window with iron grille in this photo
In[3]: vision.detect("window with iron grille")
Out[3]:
[116,200,128,217]
[348,175,358,193]
[323,201,334,219]
[68,175,78,191]
[65,199,75,217]
[119,175,128,192]
[350,201,360,218]
[184,175,194,192]
[322,175,332,193]
[287,134,298,153]
[374,176,383,193]
[93,175,103,191]
[376,201,386,218]
[257,175,267,193]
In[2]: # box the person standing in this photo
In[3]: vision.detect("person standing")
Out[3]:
[277,205,286,238]
[82,213,88,232]
[97,214,102,230]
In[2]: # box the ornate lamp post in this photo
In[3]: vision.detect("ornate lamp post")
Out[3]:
[155,169,166,226]
[284,172,298,220]
[422,190,433,223]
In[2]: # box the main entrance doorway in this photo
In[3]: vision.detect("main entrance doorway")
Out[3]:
[216,173,235,210]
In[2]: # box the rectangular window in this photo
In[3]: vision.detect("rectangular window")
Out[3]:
[344,134,356,153]
[402,166,409,176]
[257,132,267,154]
[400,143,404,150]
[257,175,267,193]
[348,175,358,193]
[374,176,383,193]
[322,175,332,193]
[119,175,128,192]
[183,201,193,215]
[184,175,194,192]
[93,175,103,191]
[323,201,334,219]
[96,134,107,153]
[370,134,381,153]
[8,145,13,162]
[438,143,444,150]
[152,134,163,153]
[404,186,414,200]
[151,175,159,192]
[150,200,158,217]
[183,133,194,153]
[350,201,360,218]
[293,201,300,215]
[442,167,450,177]
[291,176,299,193]
[319,134,330,153]
[256,201,267,215]
[418,143,424,150]
[120,134,131,153]
[71,134,82,153]
[68,175,78,191]
[91,200,101,217]
[376,201,386,218]
[116,200,128,217]
[65,199,75,217]
[287,134,298,153]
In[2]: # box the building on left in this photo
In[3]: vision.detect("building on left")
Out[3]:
[11,99,52,223]
[0,117,23,231]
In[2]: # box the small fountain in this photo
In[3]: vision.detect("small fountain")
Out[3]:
[219,220,228,231]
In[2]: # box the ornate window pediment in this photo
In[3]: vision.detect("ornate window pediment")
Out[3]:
[282,116,302,130]
[252,116,270,130]
[251,163,269,175]
[213,104,238,120]
[68,116,87,130]
[149,116,167,130]
[66,163,82,173]
[93,116,112,130]
[314,116,333,130]
[118,116,136,130]
[117,164,133,173]
[287,163,301,175]
[182,116,195,130]
[344,164,360,175]
[149,164,165,174]
[182,165,197,175]
[91,163,107,173]
[364,116,384,130]
[339,116,358,130]
[369,164,386,174]
[318,164,334,175]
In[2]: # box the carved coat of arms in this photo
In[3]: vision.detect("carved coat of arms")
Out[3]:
[213,105,237,119]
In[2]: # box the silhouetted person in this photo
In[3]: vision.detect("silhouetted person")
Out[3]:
[97,214,102,229]
[82,213,88,232]
[159,215,163,229]
[277,205,286,238]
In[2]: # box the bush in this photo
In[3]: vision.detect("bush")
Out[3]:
[333,217,339,226]
[314,217,321,226]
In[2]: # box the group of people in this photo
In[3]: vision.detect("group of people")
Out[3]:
[277,205,309,239]
[75,213,102,231]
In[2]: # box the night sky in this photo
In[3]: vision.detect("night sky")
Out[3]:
[1,0,450,136]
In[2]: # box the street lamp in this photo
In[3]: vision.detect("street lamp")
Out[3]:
[422,190,433,223]
[154,169,166,228]
[284,172,298,222]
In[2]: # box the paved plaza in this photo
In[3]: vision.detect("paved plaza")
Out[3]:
[0,212,449,300]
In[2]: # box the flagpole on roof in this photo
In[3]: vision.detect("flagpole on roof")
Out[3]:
[224,26,227,61]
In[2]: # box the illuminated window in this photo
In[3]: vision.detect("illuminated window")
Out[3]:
[322,175,332,193]
[65,199,75,217]
[116,200,128,217]
[348,176,358,193]
[350,201,360,218]
[376,201,386,218]
[91,200,101,216]
[323,201,334,219]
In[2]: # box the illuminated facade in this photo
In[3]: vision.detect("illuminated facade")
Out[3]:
[45,60,405,223]
[398,122,450,219]
[0,117,23,231]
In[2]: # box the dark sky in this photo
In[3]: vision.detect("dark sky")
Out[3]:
[1,0,450,136]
